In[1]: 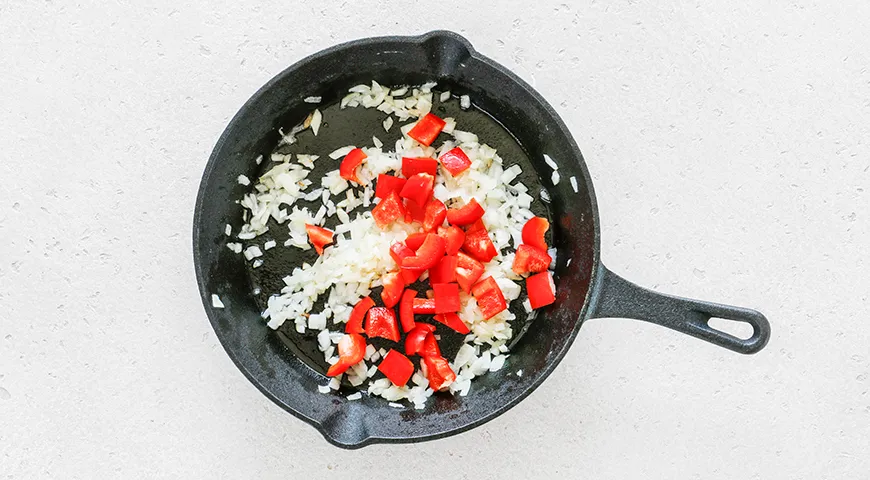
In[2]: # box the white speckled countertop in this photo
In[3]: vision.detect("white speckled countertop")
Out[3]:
[2,1,869,478]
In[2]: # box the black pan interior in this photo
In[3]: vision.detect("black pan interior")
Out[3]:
[194,31,599,447]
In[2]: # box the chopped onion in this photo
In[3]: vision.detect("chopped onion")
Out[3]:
[304,96,322,103]
[211,294,225,308]
[237,174,251,186]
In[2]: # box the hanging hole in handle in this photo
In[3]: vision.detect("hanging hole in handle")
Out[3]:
[707,317,754,340]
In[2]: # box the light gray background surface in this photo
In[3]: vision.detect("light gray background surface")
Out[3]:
[2,1,868,478]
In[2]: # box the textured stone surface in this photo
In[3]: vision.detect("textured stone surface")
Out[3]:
[2,1,869,478]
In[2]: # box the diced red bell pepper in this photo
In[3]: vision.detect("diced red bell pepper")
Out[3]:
[399,289,417,333]
[405,232,428,250]
[326,333,366,377]
[399,173,435,208]
[366,307,400,342]
[375,174,407,199]
[446,198,485,226]
[439,147,472,176]
[305,224,334,255]
[407,113,446,146]
[412,297,436,314]
[422,198,447,232]
[378,349,415,387]
[404,323,436,356]
[436,226,465,255]
[421,333,441,357]
[512,244,553,275]
[433,312,470,334]
[527,271,556,309]
[403,198,426,223]
[455,252,485,293]
[390,242,422,284]
[372,191,406,229]
[401,157,438,177]
[471,276,507,320]
[380,272,404,308]
[345,296,374,334]
[462,221,498,263]
[401,233,445,270]
[428,255,457,284]
[339,148,367,184]
[423,356,456,390]
[522,216,550,251]
[433,283,461,314]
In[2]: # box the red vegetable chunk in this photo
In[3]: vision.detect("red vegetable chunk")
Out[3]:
[372,191,406,229]
[405,232,427,250]
[420,333,441,358]
[522,216,550,251]
[428,255,458,284]
[422,198,447,232]
[433,312,470,334]
[305,224,334,256]
[512,244,553,275]
[380,272,404,308]
[399,173,435,208]
[407,113,446,146]
[436,226,465,255]
[403,199,426,223]
[439,147,472,176]
[527,271,556,309]
[326,334,366,377]
[345,296,374,334]
[423,356,456,390]
[401,233,446,270]
[446,198,485,226]
[433,283,461,314]
[399,289,417,333]
[375,174,407,199]
[404,323,436,356]
[339,148,367,184]
[401,157,438,177]
[378,349,415,387]
[455,252,485,293]
[366,307,400,342]
[471,276,507,320]
[412,297,436,314]
[462,220,498,263]
[390,242,421,284]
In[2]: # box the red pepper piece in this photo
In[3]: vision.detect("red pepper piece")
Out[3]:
[438,147,472,176]
[433,283,461,314]
[470,276,507,320]
[462,221,498,263]
[407,113,446,146]
[433,312,470,334]
[412,297,436,314]
[512,244,553,275]
[422,198,447,232]
[446,198,485,226]
[404,323,436,356]
[527,271,556,309]
[305,224,335,255]
[401,233,446,270]
[345,296,374,334]
[372,190,406,229]
[455,252,485,293]
[380,272,404,308]
[428,255,457,284]
[377,349,415,387]
[436,226,465,255]
[339,148,367,184]
[423,356,456,390]
[403,198,426,223]
[399,289,417,333]
[401,157,438,177]
[365,307,400,342]
[522,216,550,251]
[399,173,435,208]
[326,333,366,377]
[420,333,441,358]
[375,174,407,199]
[389,242,421,284]
[405,232,428,250]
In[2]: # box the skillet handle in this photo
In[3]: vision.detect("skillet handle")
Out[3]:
[590,265,770,354]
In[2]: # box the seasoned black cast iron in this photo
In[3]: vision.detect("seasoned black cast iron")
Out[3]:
[193,31,770,448]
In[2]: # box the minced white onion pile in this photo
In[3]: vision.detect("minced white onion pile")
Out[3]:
[226,82,543,408]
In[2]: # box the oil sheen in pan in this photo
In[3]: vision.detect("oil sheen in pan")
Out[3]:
[242,89,553,380]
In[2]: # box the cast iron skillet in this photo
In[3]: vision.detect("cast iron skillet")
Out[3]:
[193,31,770,448]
